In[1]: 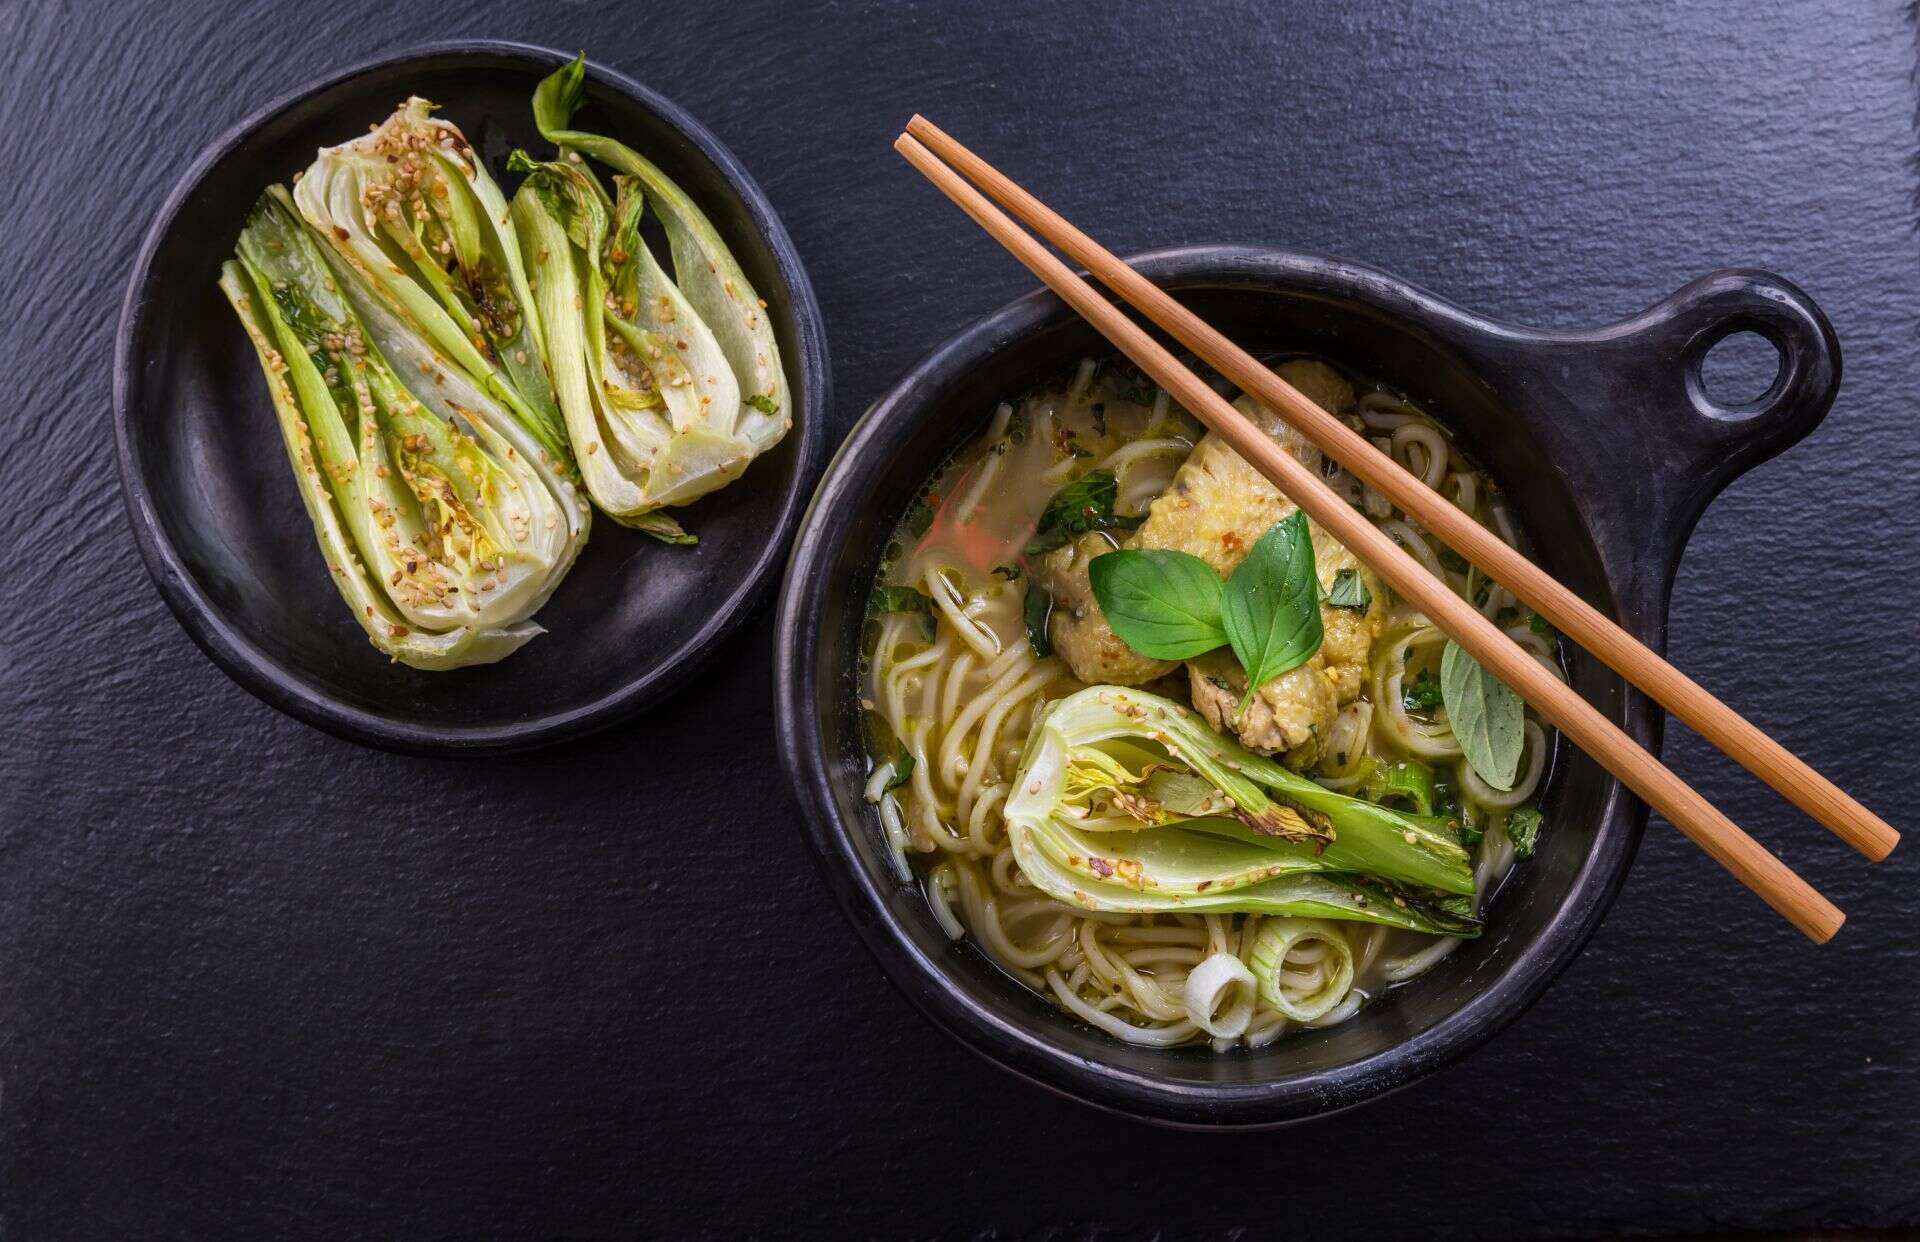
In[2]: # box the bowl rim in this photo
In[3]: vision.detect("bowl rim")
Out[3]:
[113,38,830,757]
[774,244,1653,1128]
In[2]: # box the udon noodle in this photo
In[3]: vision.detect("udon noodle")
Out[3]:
[862,358,1561,1050]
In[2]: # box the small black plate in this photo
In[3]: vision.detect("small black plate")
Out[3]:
[114,41,829,757]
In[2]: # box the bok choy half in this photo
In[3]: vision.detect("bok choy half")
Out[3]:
[507,151,744,539]
[1002,686,1483,936]
[218,188,589,669]
[292,97,572,471]
[532,56,789,462]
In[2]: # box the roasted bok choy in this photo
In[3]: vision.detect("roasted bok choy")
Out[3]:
[1002,686,1483,936]
[293,97,571,470]
[218,189,590,669]
[219,54,795,669]
[530,57,789,488]
[508,151,744,538]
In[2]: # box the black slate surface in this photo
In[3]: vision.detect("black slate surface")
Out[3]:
[3,0,1917,1237]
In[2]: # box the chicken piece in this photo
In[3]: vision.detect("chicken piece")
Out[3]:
[1041,530,1176,686]
[1187,520,1384,768]
[1040,359,1351,686]
[1270,357,1354,421]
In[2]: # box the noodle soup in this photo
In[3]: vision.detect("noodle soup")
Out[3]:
[861,357,1561,1051]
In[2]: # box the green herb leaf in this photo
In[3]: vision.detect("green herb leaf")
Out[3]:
[745,393,779,416]
[1440,639,1525,791]
[1505,804,1542,859]
[1327,567,1372,613]
[1530,612,1555,637]
[1024,469,1142,555]
[1438,548,1469,573]
[1087,549,1228,660]
[1402,669,1445,713]
[870,585,936,641]
[861,709,914,791]
[1023,580,1053,657]
[1455,801,1484,850]
[1220,513,1325,720]
[904,497,935,538]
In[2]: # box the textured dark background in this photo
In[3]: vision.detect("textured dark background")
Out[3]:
[3,0,1916,1238]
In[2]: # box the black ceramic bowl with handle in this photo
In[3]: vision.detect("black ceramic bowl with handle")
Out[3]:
[115,41,829,756]
[774,246,1838,1128]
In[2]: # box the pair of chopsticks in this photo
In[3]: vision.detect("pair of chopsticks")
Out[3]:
[895,117,1898,943]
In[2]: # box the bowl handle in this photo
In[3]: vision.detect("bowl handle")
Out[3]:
[1591,268,1839,516]
[1492,269,1839,637]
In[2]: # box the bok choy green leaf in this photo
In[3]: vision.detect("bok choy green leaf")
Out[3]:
[1001,685,1480,935]
[219,188,589,669]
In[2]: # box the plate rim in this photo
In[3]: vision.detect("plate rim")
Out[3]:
[112,38,830,757]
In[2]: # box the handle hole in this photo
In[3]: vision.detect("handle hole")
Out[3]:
[1693,329,1783,418]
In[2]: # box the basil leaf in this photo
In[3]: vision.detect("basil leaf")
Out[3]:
[870,585,936,641]
[1327,567,1371,613]
[1087,549,1227,660]
[1440,639,1525,791]
[861,709,913,791]
[1024,469,1142,555]
[1220,513,1325,719]
[1023,580,1053,658]
[1505,804,1542,859]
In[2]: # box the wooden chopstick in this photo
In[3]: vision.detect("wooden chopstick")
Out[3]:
[905,115,1898,869]
[895,128,1848,943]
